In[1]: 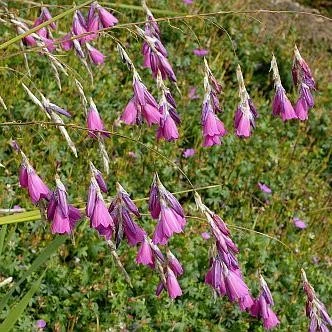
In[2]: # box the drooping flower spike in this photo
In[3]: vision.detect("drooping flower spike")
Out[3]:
[47,175,81,234]
[149,174,186,245]
[301,269,332,332]
[86,165,114,238]
[250,275,280,330]
[19,151,51,205]
[195,192,253,311]
[201,59,227,147]
[234,64,258,137]
[270,55,297,121]
[292,46,316,121]
[22,84,77,157]
[118,45,161,126]
[108,183,145,248]
[156,73,180,141]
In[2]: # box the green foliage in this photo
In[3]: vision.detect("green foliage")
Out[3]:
[0,0,331,331]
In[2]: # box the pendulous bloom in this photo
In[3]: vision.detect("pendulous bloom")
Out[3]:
[19,152,51,204]
[250,275,280,330]
[86,43,105,65]
[201,59,227,146]
[121,73,161,126]
[271,55,297,121]
[302,269,332,332]
[47,175,81,234]
[109,183,145,248]
[234,65,258,137]
[86,98,109,138]
[258,182,272,194]
[149,174,186,245]
[95,3,118,28]
[292,46,316,121]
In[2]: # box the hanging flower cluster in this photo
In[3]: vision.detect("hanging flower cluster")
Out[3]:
[149,173,186,245]
[301,269,332,331]
[201,59,227,146]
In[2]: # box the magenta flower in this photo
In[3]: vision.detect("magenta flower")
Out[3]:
[86,98,109,138]
[36,319,47,329]
[292,46,316,120]
[270,55,297,121]
[121,75,161,126]
[136,237,154,266]
[96,4,118,28]
[188,87,199,100]
[251,276,280,330]
[302,269,332,332]
[183,148,195,158]
[166,267,183,299]
[149,174,186,245]
[166,250,183,277]
[193,48,208,57]
[156,111,179,141]
[234,65,258,137]
[19,154,50,204]
[201,231,211,240]
[86,43,105,65]
[72,11,88,43]
[61,32,73,51]
[258,182,272,194]
[293,217,307,229]
[183,0,194,4]
[47,176,81,234]
[109,183,145,247]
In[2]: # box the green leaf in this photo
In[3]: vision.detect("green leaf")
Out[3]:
[0,273,45,332]
[0,236,66,312]
[0,225,7,258]
[0,210,41,226]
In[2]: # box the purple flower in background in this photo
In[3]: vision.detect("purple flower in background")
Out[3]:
[201,232,211,240]
[87,98,109,138]
[121,75,161,126]
[188,87,199,100]
[193,48,208,57]
[302,269,332,332]
[183,148,195,158]
[47,175,81,234]
[250,275,280,330]
[258,182,272,194]
[293,217,307,229]
[183,0,194,4]
[19,153,51,204]
[36,319,47,329]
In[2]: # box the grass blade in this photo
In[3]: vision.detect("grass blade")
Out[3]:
[0,236,66,312]
[0,272,45,332]
[0,225,7,258]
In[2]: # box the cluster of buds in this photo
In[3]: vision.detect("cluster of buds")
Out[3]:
[62,2,118,65]
[47,175,81,234]
[234,65,258,138]
[136,236,183,299]
[250,275,280,330]
[271,55,297,121]
[194,192,253,311]
[201,59,227,147]
[109,183,146,248]
[292,46,316,121]
[118,45,162,126]
[301,269,332,331]
[140,3,176,82]
[156,73,180,141]
[22,84,77,157]
[149,174,186,245]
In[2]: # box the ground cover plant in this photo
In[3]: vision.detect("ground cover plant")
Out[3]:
[0,0,331,331]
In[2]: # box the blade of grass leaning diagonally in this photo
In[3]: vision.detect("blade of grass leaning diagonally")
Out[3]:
[0,225,7,259]
[0,272,45,332]
[0,236,66,312]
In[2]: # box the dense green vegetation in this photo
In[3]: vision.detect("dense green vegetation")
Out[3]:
[0,1,331,331]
